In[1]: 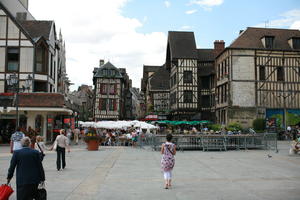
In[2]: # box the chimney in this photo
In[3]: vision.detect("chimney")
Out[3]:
[213,40,225,57]
[99,59,104,67]
[16,12,27,21]
[19,0,28,9]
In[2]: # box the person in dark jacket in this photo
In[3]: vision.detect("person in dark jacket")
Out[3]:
[7,137,45,200]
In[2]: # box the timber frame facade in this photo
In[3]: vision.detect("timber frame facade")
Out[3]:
[0,0,73,142]
[142,31,220,121]
[166,32,200,120]
[148,65,170,119]
[168,58,198,119]
[216,27,300,127]
[93,61,123,120]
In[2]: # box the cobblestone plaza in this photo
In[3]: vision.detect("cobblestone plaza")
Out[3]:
[1,141,300,200]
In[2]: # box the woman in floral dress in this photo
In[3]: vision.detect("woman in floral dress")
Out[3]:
[161,134,176,189]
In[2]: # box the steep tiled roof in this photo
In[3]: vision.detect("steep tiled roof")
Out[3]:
[149,66,170,90]
[93,62,123,78]
[197,49,214,62]
[20,20,53,40]
[167,31,198,59]
[230,27,300,50]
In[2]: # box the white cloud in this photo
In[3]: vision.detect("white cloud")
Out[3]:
[189,0,223,10]
[185,9,198,15]
[291,21,300,29]
[164,1,171,8]
[179,25,193,31]
[29,0,167,91]
[254,9,300,29]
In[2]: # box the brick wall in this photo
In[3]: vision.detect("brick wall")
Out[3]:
[18,93,65,107]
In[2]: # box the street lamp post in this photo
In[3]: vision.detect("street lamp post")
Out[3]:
[6,73,32,129]
[278,91,292,131]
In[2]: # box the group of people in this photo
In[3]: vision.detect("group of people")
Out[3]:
[83,127,147,147]
[7,130,45,200]
[6,127,72,199]
[6,126,177,199]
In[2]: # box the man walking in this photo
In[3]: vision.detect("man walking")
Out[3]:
[10,127,25,153]
[73,127,80,145]
[7,137,45,200]
[53,129,70,171]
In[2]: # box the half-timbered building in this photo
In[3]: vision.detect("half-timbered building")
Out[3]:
[93,61,123,120]
[0,0,72,142]
[215,27,300,128]
[197,49,215,121]
[141,65,160,114]
[148,65,170,120]
[166,31,199,120]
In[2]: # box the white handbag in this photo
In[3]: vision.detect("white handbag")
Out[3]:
[53,141,57,151]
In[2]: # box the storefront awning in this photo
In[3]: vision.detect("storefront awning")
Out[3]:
[4,107,73,115]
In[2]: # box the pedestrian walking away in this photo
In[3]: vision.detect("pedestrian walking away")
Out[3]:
[7,137,45,200]
[161,134,176,189]
[10,127,25,153]
[51,129,70,171]
[35,136,47,161]
[73,127,80,145]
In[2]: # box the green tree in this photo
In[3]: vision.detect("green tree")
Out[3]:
[252,118,265,132]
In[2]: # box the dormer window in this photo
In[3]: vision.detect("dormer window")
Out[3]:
[264,36,274,49]
[292,37,300,49]
[261,36,274,49]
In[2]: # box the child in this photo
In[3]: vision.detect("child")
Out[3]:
[34,136,47,152]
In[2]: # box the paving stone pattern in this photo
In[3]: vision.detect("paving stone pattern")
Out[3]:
[0,141,300,200]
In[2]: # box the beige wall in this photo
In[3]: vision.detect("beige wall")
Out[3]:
[0,15,7,38]
[7,18,19,39]
[231,82,255,107]
[228,107,257,128]
[232,54,255,80]
[0,47,5,72]
[20,47,34,72]
[0,78,4,92]
[231,50,256,107]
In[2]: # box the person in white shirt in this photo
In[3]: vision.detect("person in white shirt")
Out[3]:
[73,128,80,145]
[51,129,70,171]
[10,127,25,153]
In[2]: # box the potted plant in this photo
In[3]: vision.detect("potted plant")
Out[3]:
[84,129,102,151]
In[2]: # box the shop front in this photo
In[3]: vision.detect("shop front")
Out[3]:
[0,93,73,144]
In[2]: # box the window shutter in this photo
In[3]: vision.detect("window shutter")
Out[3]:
[114,84,117,95]
[99,99,102,110]
[110,84,114,95]
[100,84,103,94]
[114,99,117,111]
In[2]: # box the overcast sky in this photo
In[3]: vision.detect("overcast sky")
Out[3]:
[28,0,300,91]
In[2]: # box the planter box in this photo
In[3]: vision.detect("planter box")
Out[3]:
[86,140,100,151]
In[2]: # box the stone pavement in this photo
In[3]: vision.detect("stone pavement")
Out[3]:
[0,141,300,200]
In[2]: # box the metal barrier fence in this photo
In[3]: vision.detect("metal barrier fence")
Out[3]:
[149,133,278,152]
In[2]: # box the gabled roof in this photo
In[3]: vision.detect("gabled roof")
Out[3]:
[197,49,214,62]
[20,20,53,40]
[149,66,170,91]
[143,65,160,73]
[230,27,300,50]
[167,31,198,59]
[93,62,123,78]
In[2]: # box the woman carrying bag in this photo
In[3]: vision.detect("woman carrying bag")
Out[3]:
[51,129,70,171]
[161,134,176,189]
